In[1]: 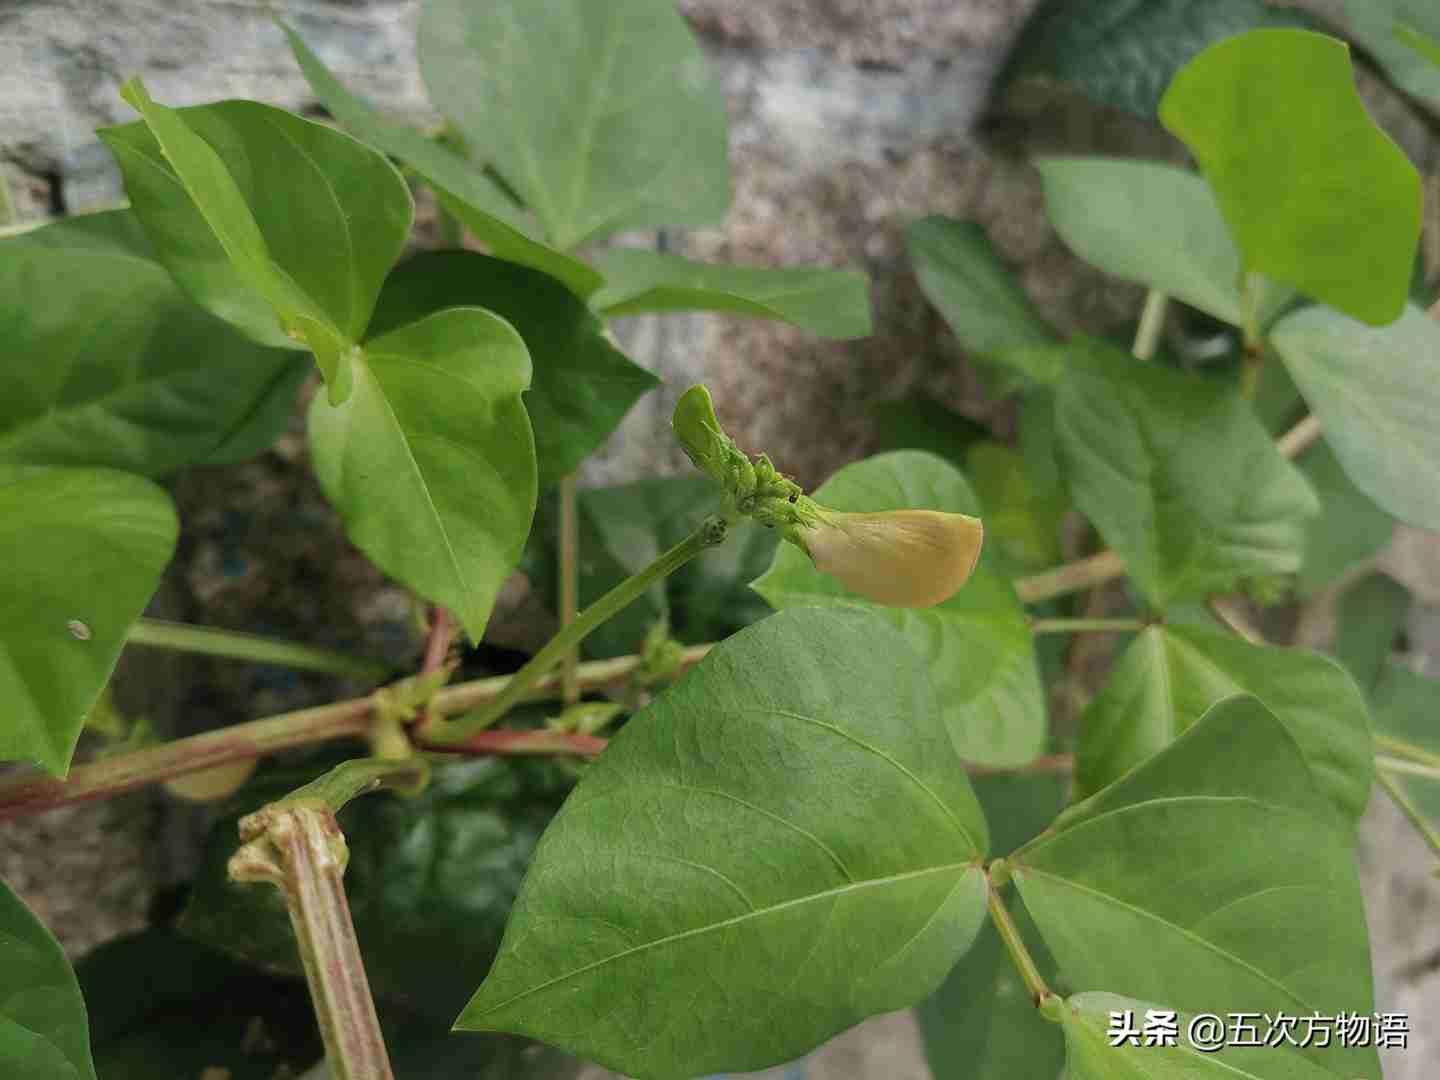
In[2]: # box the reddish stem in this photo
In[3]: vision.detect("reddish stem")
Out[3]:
[416,728,608,758]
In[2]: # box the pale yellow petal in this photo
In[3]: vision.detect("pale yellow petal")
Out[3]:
[800,509,984,608]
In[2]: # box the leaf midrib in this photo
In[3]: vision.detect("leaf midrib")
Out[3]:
[465,860,979,1021]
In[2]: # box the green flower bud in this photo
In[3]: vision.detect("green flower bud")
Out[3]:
[672,385,734,482]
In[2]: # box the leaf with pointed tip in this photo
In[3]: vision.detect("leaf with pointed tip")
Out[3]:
[907,216,1058,381]
[307,307,536,642]
[753,451,1045,766]
[0,466,176,776]
[1060,992,1355,1079]
[1075,624,1374,824]
[1054,338,1318,607]
[1013,696,1379,1078]
[1271,303,1440,531]
[0,880,96,1079]
[281,21,603,300]
[366,251,657,491]
[1334,572,1411,693]
[99,83,412,403]
[588,249,871,339]
[1040,158,1263,327]
[0,216,304,474]
[418,0,731,250]
[458,608,990,1079]
[1160,29,1421,326]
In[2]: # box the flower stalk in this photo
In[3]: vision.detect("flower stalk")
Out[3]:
[419,517,729,745]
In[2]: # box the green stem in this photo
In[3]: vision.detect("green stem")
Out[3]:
[559,473,581,705]
[1238,273,1265,400]
[1375,755,1440,782]
[1375,734,1440,772]
[1031,617,1146,634]
[127,618,395,681]
[272,757,429,812]
[1014,550,1126,604]
[986,868,1052,1006]
[1132,290,1167,361]
[1376,768,1440,860]
[424,517,729,742]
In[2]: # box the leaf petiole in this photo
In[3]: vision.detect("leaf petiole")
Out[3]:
[985,864,1054,1010]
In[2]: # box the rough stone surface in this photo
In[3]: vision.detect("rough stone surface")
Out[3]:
[4,1,1440,1077]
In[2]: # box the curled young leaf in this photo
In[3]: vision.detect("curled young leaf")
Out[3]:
[796,509,985,608]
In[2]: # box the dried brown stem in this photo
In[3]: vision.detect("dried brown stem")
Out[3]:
[230,806,393,1080]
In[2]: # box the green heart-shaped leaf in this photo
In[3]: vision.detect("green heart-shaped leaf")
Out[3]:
[307,308,536,642]
[458,608,990,1078]
[1076,624,1374,824]
[752,451,1046,767]
[366,250,657,491]
[1054,338,1318,607]
[1038,157,1287,328]
[0,880,95,1079]
[1160,29,1421,326]
[280,21,603,300]
[0,466,176,776]
[588,249,871,339]
[1271,302,1440,532]
[1013,696,1379,1078]
[100,84,412,403]
[418,0,731,250]
[0,214,303,474]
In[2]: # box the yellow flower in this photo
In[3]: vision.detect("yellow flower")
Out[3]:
[797,509,984,608]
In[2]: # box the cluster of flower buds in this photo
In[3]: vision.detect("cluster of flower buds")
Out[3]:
[672,385,983,608]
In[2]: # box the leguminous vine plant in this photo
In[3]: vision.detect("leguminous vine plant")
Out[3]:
[2,2,1440,1078]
